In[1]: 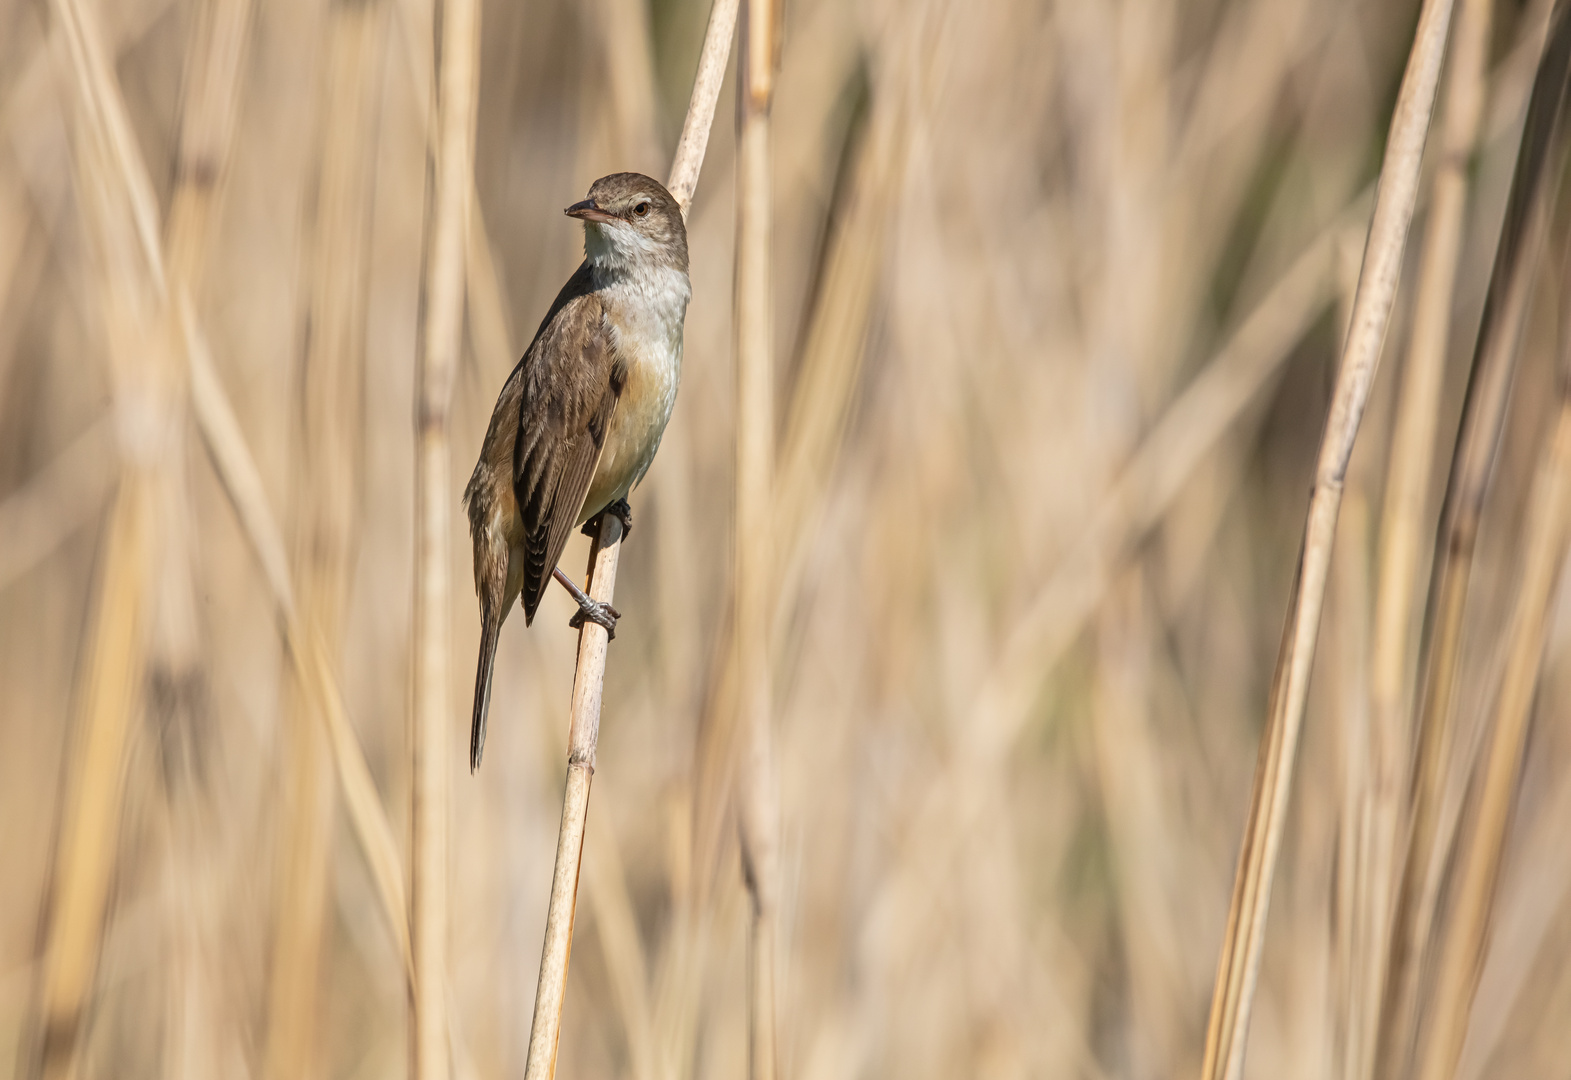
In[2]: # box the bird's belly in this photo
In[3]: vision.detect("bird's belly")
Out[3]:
[578,338,681,524]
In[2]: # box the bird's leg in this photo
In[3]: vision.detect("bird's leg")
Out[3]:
[554,566,620,639]
[581,498,634,540]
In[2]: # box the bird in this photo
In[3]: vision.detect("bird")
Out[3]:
[463,172,690,771]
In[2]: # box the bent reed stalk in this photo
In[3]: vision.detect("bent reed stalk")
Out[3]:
[521,3,738,1077]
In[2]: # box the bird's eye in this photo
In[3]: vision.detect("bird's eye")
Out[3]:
[633,201,650,217]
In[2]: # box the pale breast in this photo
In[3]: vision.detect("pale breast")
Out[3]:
[577,263,690,523]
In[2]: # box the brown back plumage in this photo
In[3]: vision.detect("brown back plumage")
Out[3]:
[512,264,625,621]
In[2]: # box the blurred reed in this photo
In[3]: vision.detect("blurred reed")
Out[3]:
[1201,1,1457,1075]
[265,4,389,1078]
[1343,0,1493,1073]
[411,0,480,1074]
[1381,4,1571,1074]
[734,1,780,1078]
[8,0,1571,1078]
[1416,256,1571,1080]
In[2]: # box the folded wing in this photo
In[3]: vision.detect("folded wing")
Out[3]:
[512,262,624,623]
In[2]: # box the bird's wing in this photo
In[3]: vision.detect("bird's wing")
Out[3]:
[512,262,625,623]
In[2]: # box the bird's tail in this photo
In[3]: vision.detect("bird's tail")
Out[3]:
[471,606,501,771]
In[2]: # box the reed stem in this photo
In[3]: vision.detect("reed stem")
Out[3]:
[1414,339,1571,1080]
[1378,6,1571,1071]
[735,1,779,1078]
[1347,0,1492,1075]
[411,0,481,1074]
[1199,2,1456,1077]
[519,4,738,1075]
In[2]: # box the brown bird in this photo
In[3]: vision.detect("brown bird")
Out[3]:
[464,172,690,770]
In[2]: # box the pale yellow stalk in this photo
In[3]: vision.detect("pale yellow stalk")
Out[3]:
[519,4,738,1076]
[735,1,779,1078]
[411,0,481,1074]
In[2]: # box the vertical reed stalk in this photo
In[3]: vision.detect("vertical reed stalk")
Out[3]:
[520,4,737,1076]
[1345,0,1493,1075]
[1412,318,1571,1080]
[1378,7,1571,1071]
[411,0,480,1073]
[264,5,388,1078]
[735,1,779,1078]
[523,518,622,1079]
[157,1,254,1074]
[33,480,152,1080]
[1199,2,1456,1078]
[184,303,415,978]
[28,0,176,1071]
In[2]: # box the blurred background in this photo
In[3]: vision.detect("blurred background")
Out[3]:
[4,0,1571,1077]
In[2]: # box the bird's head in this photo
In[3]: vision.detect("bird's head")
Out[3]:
[567,172,688,274]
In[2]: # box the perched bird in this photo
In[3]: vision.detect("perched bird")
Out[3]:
[464,172,690,770]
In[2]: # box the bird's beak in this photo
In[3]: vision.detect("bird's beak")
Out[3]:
[566,199,618,225]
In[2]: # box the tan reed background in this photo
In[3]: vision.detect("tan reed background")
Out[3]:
[4,0,1571,1077]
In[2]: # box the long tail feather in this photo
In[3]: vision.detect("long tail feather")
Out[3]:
[471,608,501,771]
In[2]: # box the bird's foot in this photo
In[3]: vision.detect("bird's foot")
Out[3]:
[553,566,620,639]
[568,598,620,639]
[581,498,634,540]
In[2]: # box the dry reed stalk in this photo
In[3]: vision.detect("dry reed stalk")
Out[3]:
[184,305,414,978]
[1093,570,1188,1075]
[667,0,741,213]
[164,21,415,986]
[152,14,414,993]
[1377,7,1571,1071]
[264,6,390,1077]
[21,11,414,1070]
[40,12,416,983]
[773,89,900,617]
[1341,0,1494,1074]
[27,0,181,1069]
[411,0,481,1073]
[32,480,152,1080]
[154,3,255,1073]
[1411,329,1571,1080]
[970,203,1366,757]
[835,188,1365,1080]
[671,53,897,1064]
[524,518,622,1079]
[520,4,737,1076]
[1331,479,1375,1080]
[1198,1,1457,1077]
[164,0,254,291]
[734,0,779,1077]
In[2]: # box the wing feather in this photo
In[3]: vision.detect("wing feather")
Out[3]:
[512,262,623,622]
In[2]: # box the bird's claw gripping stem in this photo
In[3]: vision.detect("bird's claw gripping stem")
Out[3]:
[568,599,620,639]
[553,566,621,640]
